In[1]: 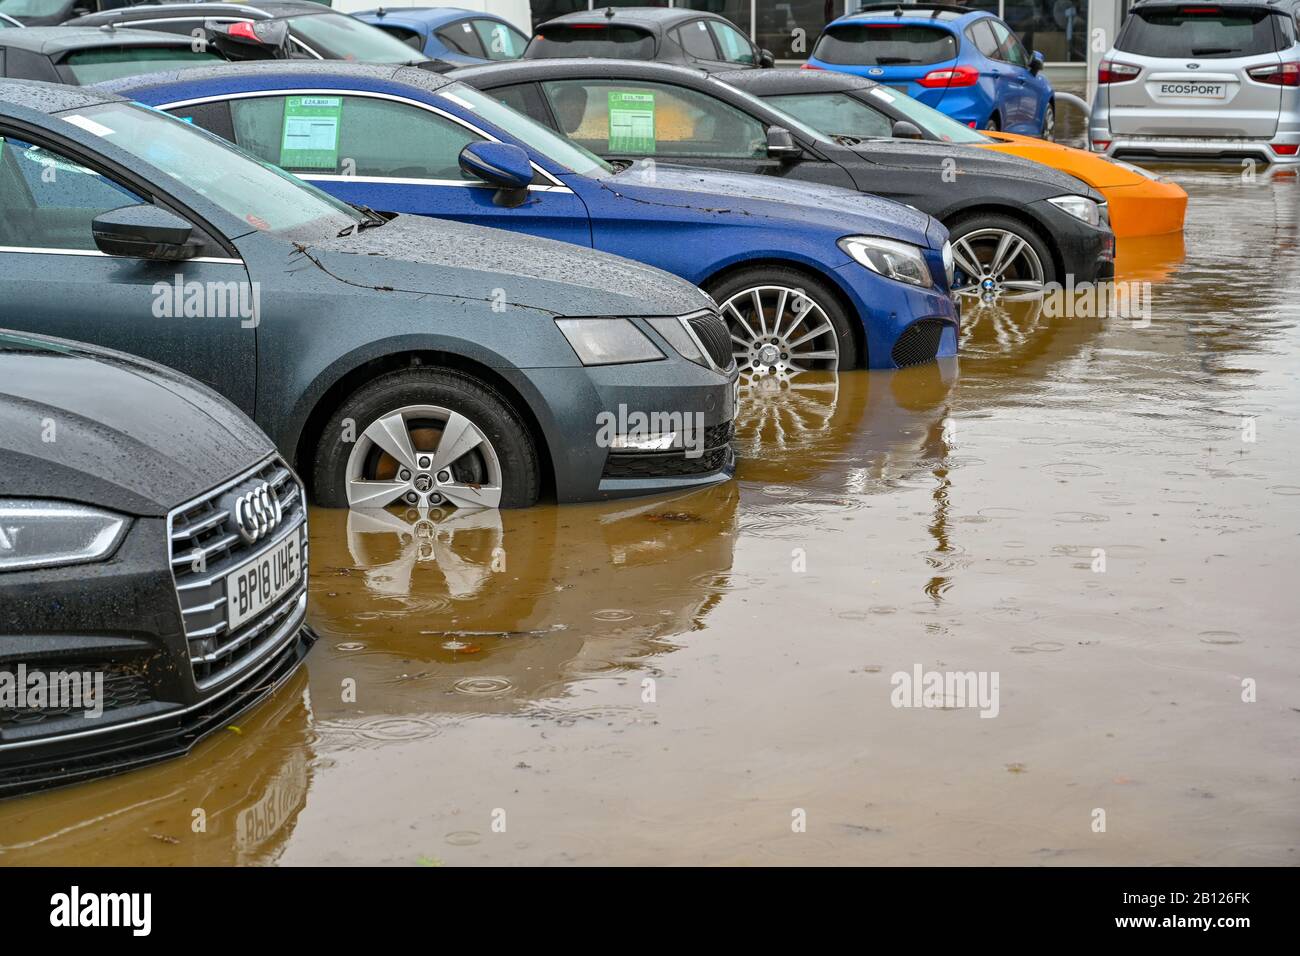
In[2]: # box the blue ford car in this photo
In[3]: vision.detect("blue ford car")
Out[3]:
[806,3,1055,138]
[104,63,958,375]
[354,6,528,69]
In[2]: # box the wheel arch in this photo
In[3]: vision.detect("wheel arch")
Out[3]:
[293,349,558,503]
[941,204,1062,281]
[698,257,868,370]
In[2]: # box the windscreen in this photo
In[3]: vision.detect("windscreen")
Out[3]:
[527,24,657,60]
[812,24,959,66]
[1115,6,1285,58]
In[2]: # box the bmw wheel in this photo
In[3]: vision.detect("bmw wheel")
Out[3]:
[313,368,540,510]
[947,214,1055,303]
[706,267,859,379]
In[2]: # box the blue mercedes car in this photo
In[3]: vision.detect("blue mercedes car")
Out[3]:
[805,3,1055,138]
[354,6,528,69]
[105,63,959,375]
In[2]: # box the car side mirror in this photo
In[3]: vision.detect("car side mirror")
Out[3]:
[459,141,533,207]
[891,120,924,140]
[759,48,775,69]
[766,126,801,161]
[1030,51,1045,76]
[92,204,198,260]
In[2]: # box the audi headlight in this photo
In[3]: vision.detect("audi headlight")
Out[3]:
[556,318,663,366]
[0,500,128,573]
[838,236,933,288]
[1047,195,1102,227]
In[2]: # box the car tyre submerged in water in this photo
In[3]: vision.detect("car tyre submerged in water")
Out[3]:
[947,213,1055,297]
[314,368,541,510]
[706,267,860,377]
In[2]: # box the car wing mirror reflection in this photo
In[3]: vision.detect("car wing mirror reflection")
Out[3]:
[92,204,200,261]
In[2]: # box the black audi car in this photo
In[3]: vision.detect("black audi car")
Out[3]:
[452,58,1116,295]
[0,330,314,797]
[527,6,775,71]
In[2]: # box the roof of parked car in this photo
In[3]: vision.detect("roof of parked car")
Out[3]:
[714,67,878,96]
[0,25,200,54]
[838,3,983,23]
[536,6,729,33]
[1130,0,1298,6]
[97,58,455,97]
[449,56,710,86]
[355,7,502,27]
[67,1,335,26]
[0,76,121,112]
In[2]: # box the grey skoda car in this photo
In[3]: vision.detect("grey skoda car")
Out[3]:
[1090,0,1300,164]
[0,80,737,511]
[0,330,314,796]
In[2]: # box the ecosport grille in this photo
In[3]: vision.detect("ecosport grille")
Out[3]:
[685,311,736,372]
[891,319,945,368]
[167,457,308,691]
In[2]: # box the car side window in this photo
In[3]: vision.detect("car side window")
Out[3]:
[0,131,144,250]
[490,82,538,118]
[676,20,719,61]
[968,20,1000,59]
[988,19,1029,68]
[540,79,766,158]
[707,20,757,66]
[471,19,526,60]
[229,95,485,180]
[436,19,485,57]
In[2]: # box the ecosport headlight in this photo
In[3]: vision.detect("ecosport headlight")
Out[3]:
[1047,195,1102,227]
[555,317,663,366]
[838,236,933,288]
[0,500,128,572]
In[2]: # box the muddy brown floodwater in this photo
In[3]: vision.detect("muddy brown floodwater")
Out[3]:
[2,166,1298,866]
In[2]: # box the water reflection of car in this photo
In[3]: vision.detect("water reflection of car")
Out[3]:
[0,669,315,863]
[0,79,736,511]
[304,482,739,720]
[0,331,314,798]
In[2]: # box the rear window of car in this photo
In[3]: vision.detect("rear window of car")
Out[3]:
[375,25,426,52]
[1115,6,1287,58]
[527,24,657,60]
[60,46,224,85]
[812,23,959,66]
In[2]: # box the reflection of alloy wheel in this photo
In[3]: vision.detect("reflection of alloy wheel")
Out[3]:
[314,368,539,511]
[707,268,859,380]
[948,215,1053,304]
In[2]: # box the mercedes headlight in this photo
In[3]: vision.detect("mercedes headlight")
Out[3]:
[0,500,128,572]
[1047,195,1102,227]
[838,236,933,288]
[556,318,663,366]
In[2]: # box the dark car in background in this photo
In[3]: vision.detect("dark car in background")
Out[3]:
[0,0,138,27]
[451,58,1114,297]
[527,5,775,71]
[0,26,225,83]
[66,1,434,63]
[355,6,528,70]
[0,79,737,510]
[0,329,315,797]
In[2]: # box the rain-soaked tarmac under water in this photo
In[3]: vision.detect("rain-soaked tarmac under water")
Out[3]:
[2,165,1298,866]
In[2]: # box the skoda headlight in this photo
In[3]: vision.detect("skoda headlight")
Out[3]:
[0,500,128,572]
[1047,195,1101,227]
[838,236,933,288]
[556,318,663,366]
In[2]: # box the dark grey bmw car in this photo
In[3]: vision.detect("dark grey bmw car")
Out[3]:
[0,330,314,797]
[0,80,737,511]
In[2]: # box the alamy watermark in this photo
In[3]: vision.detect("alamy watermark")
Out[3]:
[1043,277,1152,327]
[595,404,707,459]
[1,664,104,719]
[151,275,261,328]
[890,664,1000,718]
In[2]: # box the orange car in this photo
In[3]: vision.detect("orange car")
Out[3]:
[973,132,1186,238]
[754,75,1186,239]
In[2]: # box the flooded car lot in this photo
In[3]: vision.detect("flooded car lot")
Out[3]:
[1,164,1296,866]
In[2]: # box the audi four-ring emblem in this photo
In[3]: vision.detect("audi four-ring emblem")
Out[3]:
[232,482,282,543]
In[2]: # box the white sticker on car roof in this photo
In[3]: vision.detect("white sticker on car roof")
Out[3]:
[868,87,896,104]
[63,114,115,137]
[440,91,475,110]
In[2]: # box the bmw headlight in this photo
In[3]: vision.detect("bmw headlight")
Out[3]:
[1047,195,1102,227]
[0,500,128,572]
[838,236,933,288]
[556,318,663,366]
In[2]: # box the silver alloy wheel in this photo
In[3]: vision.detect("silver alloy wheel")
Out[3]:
[950,228,1047,302]
[720,285,840,382]
[345,404,503,511]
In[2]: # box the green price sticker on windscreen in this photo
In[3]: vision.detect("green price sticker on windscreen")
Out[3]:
[608,91,655,154]
[281,95,343,170]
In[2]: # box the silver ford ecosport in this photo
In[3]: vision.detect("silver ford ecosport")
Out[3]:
[1090,0,1300,164]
